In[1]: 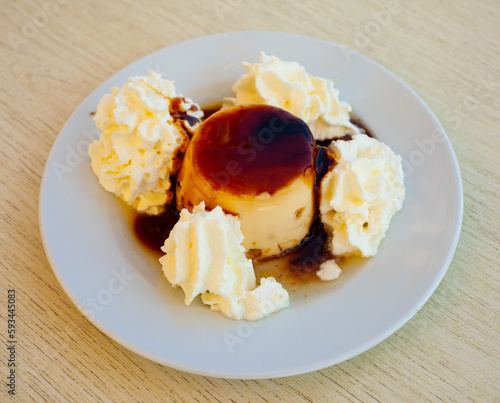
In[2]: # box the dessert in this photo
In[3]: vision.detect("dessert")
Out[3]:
[159,202,289,320]
[320,134,405,257]
[89,72,203,215]
[176,104,317,258]
[223,52,362,141]
[88,55,406,321]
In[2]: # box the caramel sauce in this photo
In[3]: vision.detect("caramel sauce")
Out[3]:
[134,203,179,257]
[351,118,374,138]
[201,103,222,120]
[254,221,336,285]
[315,119,374,149]
[169,97,201,129]
[252,145,335,284]
[191,104,316,196]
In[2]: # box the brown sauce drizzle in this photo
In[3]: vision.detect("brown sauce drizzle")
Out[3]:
[254,221,334,284]
[315,119,374,149]
[253,145,335,283]
[351,118,374,138]
[169,97,201,129]
[201,104,222,120]
[316,135,351,148]
[134,203,179,256]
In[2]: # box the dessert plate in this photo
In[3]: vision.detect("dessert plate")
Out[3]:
[39,32,463,379]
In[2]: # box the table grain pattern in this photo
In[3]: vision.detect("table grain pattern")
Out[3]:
[1,0,499,401]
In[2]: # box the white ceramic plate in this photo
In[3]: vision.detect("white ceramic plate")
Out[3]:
[39,32,463,379]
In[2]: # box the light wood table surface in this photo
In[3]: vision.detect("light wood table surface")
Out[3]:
[1,0,499,401]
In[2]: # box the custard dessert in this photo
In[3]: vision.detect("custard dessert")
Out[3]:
[176,104,317,258]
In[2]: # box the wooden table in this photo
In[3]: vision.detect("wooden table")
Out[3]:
[1,0,499,401]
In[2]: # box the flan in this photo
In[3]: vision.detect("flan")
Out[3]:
[176,104,317,258]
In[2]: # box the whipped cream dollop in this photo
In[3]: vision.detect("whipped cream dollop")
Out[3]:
[159,202,289,320]
[320,134,405,257]
[223,52,361,141]
[89,71,203,215]
[202,277,289,321]
[316,260,342,281]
